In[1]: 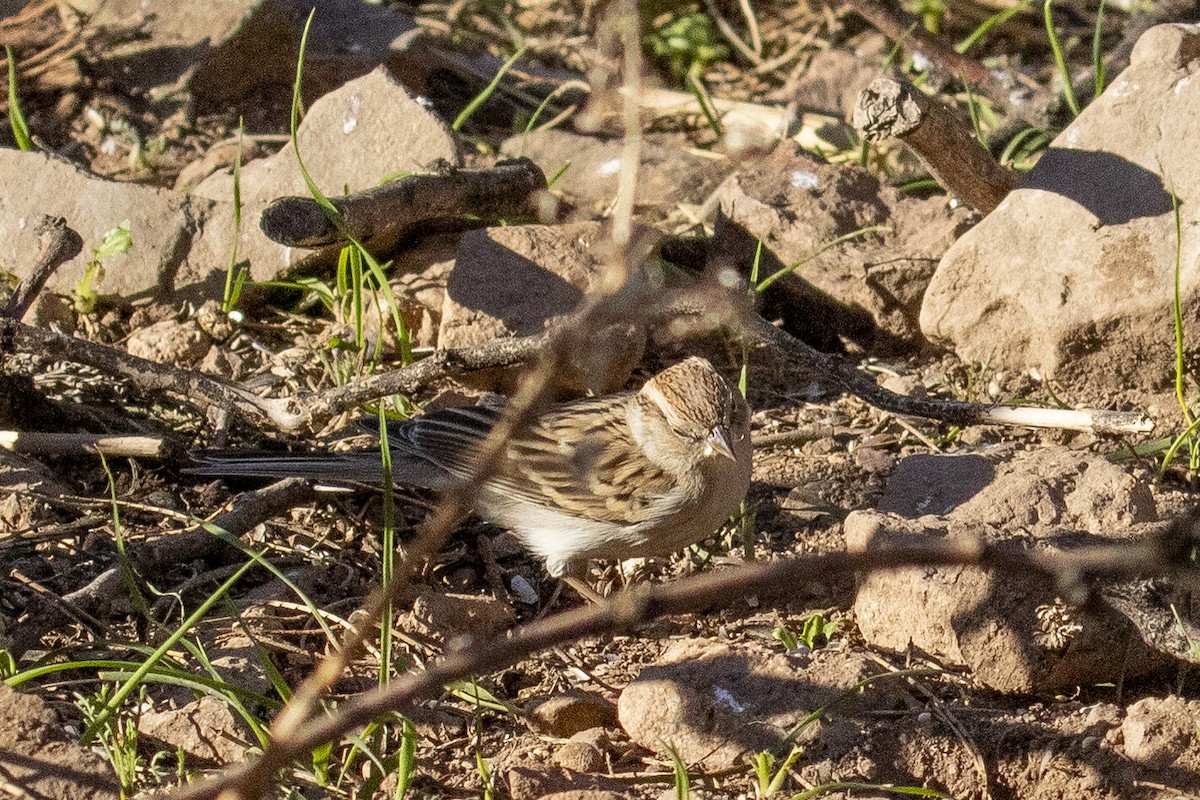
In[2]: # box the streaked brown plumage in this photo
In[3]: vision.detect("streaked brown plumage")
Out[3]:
[191,357,752,577]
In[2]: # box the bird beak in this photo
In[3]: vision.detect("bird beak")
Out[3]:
[705,425,738,461]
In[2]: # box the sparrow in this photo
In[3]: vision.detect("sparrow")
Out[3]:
[190,357,752,578]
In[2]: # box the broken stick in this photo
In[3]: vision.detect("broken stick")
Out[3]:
[259,157,549,252]
[854,76,1016,214]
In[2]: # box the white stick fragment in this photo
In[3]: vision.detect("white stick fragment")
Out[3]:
[0,431,170,458]
[979,406,1154,435]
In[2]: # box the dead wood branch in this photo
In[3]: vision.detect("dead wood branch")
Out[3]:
[0,431,172,458]
[0,318,305,429]
[305,332,547,422]
[259,157,549,253]
[743,314,1153,436]
[854,76,1016,213]
[3,215,82,320]
[170,512,1200,800]
[134,478,316,575]
[0,297,1152,438]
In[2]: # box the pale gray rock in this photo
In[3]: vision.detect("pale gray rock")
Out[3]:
[0,682,119,799]
[406,590,516,643]
[617,639,891,770]
[500,129,735,219]
[0,149,240,303]
[72,0,416,115]
[0,65,463,306]
[705,141,970,353]
[920,23,1200,398]
[1121,695,1200,767]
[194,66,461,282]
[505,766,625,800]
[852,446,1166,694]
[528,691,617,738]
[138,695,251,765]
[125,318,212,365]
[193,66,460,208]
[439,221,649,394]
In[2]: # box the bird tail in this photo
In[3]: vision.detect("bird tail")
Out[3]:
[186,451,443,488]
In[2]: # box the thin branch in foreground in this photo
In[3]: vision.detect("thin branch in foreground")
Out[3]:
[170,512,1200,800]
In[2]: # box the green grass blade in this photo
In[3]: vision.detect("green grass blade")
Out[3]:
[668,742,690,799]
[378,405,396,688]
[1170,185,1190,424]
[222,118,246,312]
[1043,0,1081,116]
[956,1,1031,54]
[686,62,723,138]
[80,554,261,743]
[755,226,890,293]
[289,9,412,365]
[5,46,31,151]
[1092,0,1107,99]
[453,45,529,132]
[394,717,417,800]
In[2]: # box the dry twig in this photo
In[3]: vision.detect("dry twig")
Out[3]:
[260,158,549,265]
[3,215,82,320]
[742,314,1153,436]
[854,76,1016,213]
[171,512,1200,800]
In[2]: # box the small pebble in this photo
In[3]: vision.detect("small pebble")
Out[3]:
[510,574,539,605]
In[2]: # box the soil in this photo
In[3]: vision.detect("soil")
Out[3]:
[2,2,1200,800]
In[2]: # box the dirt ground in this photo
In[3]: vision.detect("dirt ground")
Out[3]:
[3,1,1200,799]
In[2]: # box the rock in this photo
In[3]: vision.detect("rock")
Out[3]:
[126,318,212,365]
[876,447,1156,532]
[553,739,606,773]
[0,149,239,304]
[617,639,893,771]
[500,129,734,219]
[175,136,276,193]
[0,682,119,799]
[705,141,969,354]
[138,695,251,765]
[851,446,1166,694]
[920,23,1200,398]
[552,729,609,772]
[505,765,625,800]
[1122,695,1200,767]
[194,66,461,279]
[439,221,649,394]
[406,591,516,643]
[528,691,617,738]
[76,0,416,119]
[193,66,460,208]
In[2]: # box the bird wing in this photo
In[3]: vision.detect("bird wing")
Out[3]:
[386,398,679,526]
[489,398,680,526]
